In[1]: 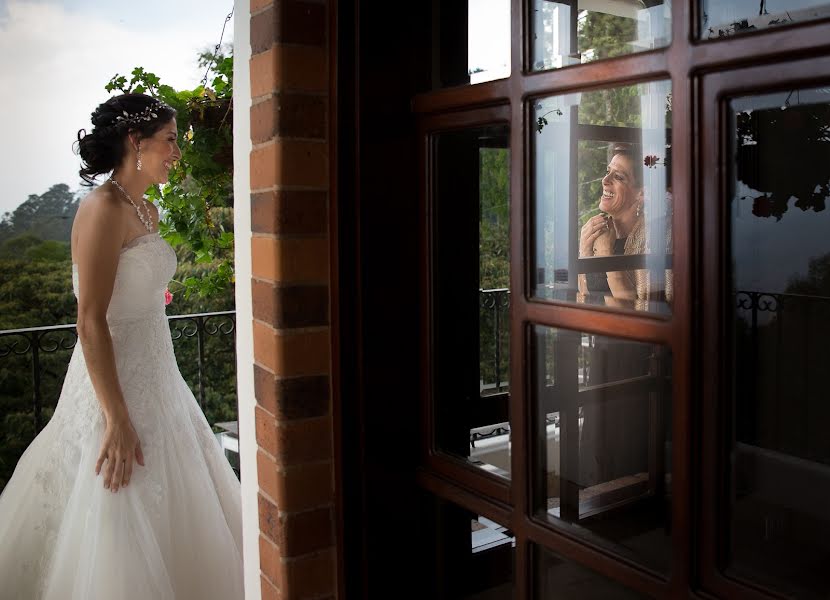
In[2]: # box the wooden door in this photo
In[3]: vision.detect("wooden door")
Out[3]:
[339,0,830,597]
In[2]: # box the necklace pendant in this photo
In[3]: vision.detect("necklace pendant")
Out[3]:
[110,177,154,232]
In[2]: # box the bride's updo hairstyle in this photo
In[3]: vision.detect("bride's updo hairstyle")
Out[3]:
[76,93,176,185]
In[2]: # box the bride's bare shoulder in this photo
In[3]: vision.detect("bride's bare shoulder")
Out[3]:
[72,186,126,251]
[74,186,127,230]
[76,185,121,216]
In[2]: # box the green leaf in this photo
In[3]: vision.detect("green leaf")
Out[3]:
[218,232,234,248]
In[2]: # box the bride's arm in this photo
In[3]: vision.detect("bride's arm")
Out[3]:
[73,191,143,493]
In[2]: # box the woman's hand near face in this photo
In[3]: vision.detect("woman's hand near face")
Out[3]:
[579,214,615,257]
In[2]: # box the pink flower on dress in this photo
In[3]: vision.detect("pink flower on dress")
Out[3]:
[164,288,173,306]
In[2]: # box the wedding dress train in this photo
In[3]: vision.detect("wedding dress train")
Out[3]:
[0,232,244,599]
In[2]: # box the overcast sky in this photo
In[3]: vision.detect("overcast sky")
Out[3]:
[468,0,510,83]
[0,0,235,215]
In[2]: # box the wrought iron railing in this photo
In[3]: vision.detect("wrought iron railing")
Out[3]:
[734,291,830,437]
[735,289,830,326]
[479,288,824,400]
[0,311,236,432]
[168,311,237,413]
[480,288,510,395]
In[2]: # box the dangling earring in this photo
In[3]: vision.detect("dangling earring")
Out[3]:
[636,201,642,218]
[136,146,143,171]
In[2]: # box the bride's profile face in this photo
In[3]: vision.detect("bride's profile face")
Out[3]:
[137,118,181,185]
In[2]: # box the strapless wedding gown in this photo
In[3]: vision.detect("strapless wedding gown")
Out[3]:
[0,232,244,599]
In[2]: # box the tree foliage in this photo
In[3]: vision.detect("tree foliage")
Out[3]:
[479,148,510,291]
[0,184,78,245]
[786,252,830,297]
[478,148,510,389]
[577,9,638,63]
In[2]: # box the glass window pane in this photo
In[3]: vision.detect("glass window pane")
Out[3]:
[429,0,510,90]
[532,325,673,574]
[533,544,647,598]
[727,86,830,597]
[433,124,512,478]
[425,496,515,599]
[532,81,673,315]
[701,1,830,40]
[530,1,671,72]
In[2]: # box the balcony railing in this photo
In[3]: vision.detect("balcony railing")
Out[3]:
[7,290,813,430]
[480,288,510,395]
[0,311,236,433]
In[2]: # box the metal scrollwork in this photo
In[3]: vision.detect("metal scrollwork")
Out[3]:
[38,329,79,353]
[480,293,497,310]
[0,332,33,358]
[204,313,236,336]
[735,290,780,313]
[735,291,754,310]
[756,293,779,313]
[479,288,510,310]
[470,426,511,448]
[169,317,199,340]
[165,311,237,410]
[479,288,511,394]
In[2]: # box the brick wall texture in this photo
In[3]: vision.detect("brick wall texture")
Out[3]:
[249,1,335,598]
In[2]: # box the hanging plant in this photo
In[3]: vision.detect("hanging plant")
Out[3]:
[736,99,830,221]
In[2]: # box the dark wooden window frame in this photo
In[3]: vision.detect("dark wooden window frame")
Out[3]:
[413,0,830,597]
[420,105,514,506]
[700,53,830,600]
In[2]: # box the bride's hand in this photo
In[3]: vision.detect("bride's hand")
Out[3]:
[95,413,145,493]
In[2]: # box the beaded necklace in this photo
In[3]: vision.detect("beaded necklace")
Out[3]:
[109,178,154,232]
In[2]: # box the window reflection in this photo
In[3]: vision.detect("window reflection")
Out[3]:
[531,0,671,72]
[532,326,672,574]
[727,86,830,597]
[427,497,515,599]
[533,544,647,598]
[533,81,673,314]
[701,0,830,40]
[431,0,510,89]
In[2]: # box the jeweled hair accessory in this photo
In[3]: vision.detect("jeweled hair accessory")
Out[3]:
[111,99,171,127]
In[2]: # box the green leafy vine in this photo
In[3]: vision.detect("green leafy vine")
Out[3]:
[104,51,235,299]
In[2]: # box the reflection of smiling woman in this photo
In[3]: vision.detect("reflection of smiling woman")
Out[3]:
[578,144,673,309]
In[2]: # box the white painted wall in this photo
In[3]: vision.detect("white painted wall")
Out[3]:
[232,0,260,598]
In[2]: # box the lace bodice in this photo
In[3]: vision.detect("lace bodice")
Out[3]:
[72,232,177,323]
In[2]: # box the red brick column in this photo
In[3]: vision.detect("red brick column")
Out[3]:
[248,1,335,598]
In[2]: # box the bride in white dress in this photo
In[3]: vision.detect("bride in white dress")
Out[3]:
[0,94,244,599]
